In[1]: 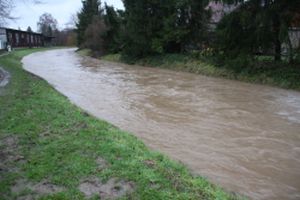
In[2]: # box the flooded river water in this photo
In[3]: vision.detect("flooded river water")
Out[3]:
[22,49,300,199]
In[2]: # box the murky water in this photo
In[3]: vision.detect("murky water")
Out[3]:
[22,49,300,200]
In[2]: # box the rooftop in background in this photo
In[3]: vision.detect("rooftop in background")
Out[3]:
[0,27,55,50]
[207,1,237,24]
[0,27,43,36]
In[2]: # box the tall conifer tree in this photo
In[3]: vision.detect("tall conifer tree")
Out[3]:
[76,0,101,46]
[121,0,210,58]
[216,0,300,61]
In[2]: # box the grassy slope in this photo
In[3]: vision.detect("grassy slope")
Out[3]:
[101,53,300,91]
[0,49,240,200]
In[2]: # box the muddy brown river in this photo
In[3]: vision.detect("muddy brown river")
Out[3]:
[22,49,300,200]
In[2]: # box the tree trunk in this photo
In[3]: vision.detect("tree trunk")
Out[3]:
[273,14,281,61]
[287,37,294,64]
[274,38,281,61]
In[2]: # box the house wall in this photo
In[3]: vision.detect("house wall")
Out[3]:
[289,27,300,49]
[6,29,45,48]
[0,28,7,50]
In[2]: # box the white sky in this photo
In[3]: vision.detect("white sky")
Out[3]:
[8,0,124,31]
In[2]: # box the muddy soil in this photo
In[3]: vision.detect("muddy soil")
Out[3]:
[0,67,10,87]
[79,177,134,199]
[0,136,25,174]
[0,135,64,199]
[22,49,300,200]
[11,179,64,199]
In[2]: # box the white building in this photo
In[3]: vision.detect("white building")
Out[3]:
[0,28,8,50]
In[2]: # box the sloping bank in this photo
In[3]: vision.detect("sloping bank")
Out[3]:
[0,49,241,199]
[82,50,300,91]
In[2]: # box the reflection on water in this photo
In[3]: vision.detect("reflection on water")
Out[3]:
[23,49,300,200]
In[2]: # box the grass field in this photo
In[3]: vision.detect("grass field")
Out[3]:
[0,49,241,199]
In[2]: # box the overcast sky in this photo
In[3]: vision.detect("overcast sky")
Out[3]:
[8,0,124,31]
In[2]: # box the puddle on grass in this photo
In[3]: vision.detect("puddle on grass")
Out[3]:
[22,49,300,200]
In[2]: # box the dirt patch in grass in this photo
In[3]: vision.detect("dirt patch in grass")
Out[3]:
[144,159,156,168]
[0,67,10,87]
[2,136,64,198]
[0,136,25,173]
[79,177,135,199]
[11,179,64,198]
[96,157,109,171]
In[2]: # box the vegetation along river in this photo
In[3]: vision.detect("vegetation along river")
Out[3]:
[22,49,300,200]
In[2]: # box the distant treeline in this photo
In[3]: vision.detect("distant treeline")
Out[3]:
[76,0,300,64]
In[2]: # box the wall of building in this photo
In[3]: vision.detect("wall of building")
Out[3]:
[289,27,300,49]
[6,29,44,48]
[0,28,7,50]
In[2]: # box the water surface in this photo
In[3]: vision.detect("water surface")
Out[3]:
[22,49,300,200]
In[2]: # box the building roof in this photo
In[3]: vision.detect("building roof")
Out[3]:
[207,2,238,24]
[0,27,43,36]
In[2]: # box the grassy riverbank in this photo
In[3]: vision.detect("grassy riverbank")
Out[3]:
[0,49,240,199]
[98,52,300,91]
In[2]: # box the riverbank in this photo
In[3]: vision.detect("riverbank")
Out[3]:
[0,49,240,199]
[84,51,300,91]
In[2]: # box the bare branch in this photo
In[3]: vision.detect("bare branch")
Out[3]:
[0,0,15,25]
[0,0,45,26]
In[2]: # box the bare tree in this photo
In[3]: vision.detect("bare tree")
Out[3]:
[65,14,78,29]
[0,0,15,25]
[83,16,107,55]
[37,13,58,36]
[54,28,77,46]
[0,0,44,26]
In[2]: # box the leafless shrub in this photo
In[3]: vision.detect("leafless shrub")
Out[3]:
[54,28,77,46]
[83,16,107,56]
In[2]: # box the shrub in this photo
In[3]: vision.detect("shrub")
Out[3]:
[83,16,107,56]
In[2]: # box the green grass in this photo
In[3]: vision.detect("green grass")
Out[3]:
[0,49,241,199]
[100,52,300,91]
[0,50,7,56]
[76,49,92,57]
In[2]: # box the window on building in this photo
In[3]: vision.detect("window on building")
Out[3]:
[0,29,5,35]
[8,33,13,42]
[16,33,19,45]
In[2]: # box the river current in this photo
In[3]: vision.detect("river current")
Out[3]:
[22,49,300,199]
